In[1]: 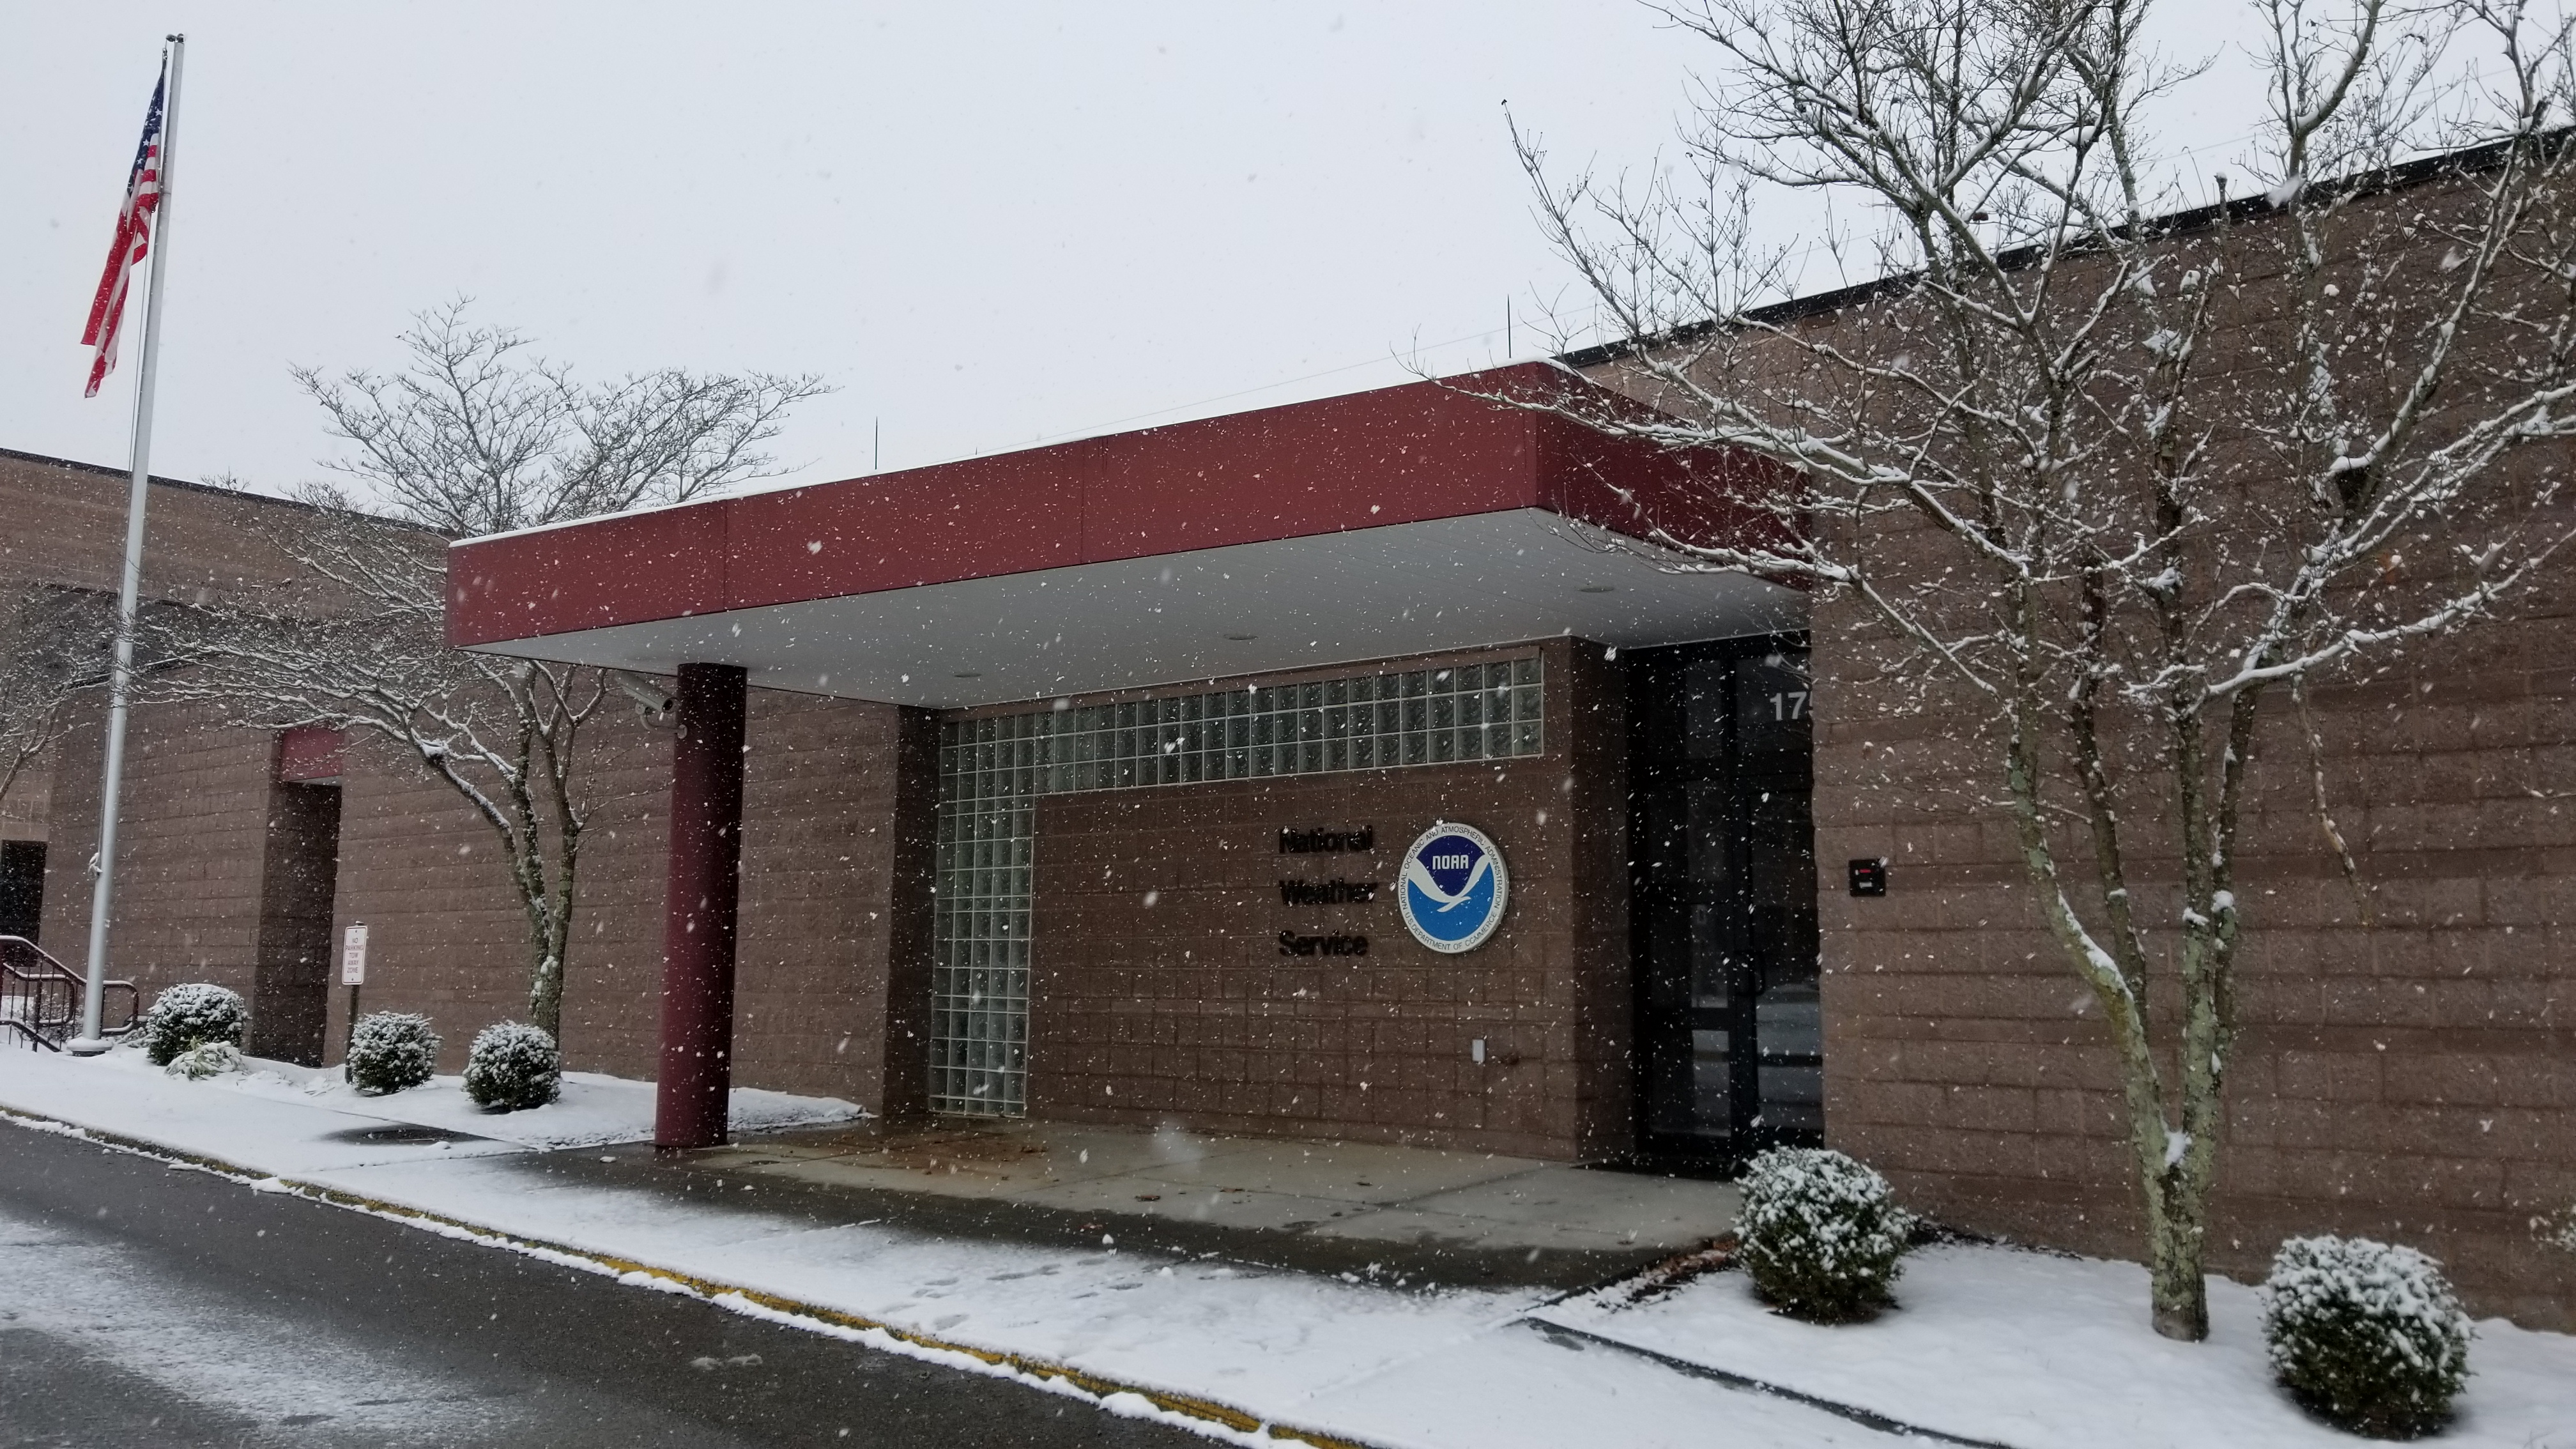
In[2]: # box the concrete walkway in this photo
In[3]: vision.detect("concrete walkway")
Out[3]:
[689,1117,1740,1286]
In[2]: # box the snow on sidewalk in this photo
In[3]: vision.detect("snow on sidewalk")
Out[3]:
[1535,1242,2576,1449]
[0,1045,525,1175]
[0,1046,1888,1448]
[135,1046,866,1149]
[5,1045,2572,1448]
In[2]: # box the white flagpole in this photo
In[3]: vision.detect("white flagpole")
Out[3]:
[70,34,185,1055]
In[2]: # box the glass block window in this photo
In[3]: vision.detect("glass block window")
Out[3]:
[928,656,1545,1117]
[927,710,1042,1116]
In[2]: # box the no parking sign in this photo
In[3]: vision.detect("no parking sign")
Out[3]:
[340,923,368,986]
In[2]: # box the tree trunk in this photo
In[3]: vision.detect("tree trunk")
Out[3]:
[528,874,575,1042]
[528,951,562,1041]
[2145,1171,2211,1340]
[512,861,562,1039]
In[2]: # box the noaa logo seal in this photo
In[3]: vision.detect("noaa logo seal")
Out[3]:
[1397,822,1508,954]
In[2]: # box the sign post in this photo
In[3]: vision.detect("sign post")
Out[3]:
[339,922,367,1055]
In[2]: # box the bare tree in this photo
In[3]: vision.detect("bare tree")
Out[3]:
[158,307,826,1041]
[0,588,115,815]
[293,300,829,535]
[1506,0,2576,1338]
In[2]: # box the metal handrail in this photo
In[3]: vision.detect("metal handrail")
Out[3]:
[0,937,138,1050]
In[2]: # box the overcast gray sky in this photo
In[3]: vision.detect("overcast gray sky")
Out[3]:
[4,3,2308,502]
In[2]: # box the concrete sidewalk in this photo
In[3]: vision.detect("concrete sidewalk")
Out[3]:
[671,1117,1740,1290]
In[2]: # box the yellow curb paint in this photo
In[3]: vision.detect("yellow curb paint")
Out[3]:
[0,1105,1373,1449]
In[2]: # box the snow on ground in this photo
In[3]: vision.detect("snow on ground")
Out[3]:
[1536,1242,2576,1449]
[0,1046,527,1176]
[0,1045,1890,1448]
[325,1158,1602,1442]
[4,1045,2571,1449]
[89,1042,863,1149]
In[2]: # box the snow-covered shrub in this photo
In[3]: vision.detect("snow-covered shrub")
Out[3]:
[1734,1147,1915,1322]
[344,1012,441,1096]
[139,983,248,1066]
[164,1040,245,1080]
[463,1021,560,1111]
[2537,1206,2576,1259]
[2262,1236,2471,1439]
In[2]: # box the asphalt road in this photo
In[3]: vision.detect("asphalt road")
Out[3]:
[0,1126,1210,1448]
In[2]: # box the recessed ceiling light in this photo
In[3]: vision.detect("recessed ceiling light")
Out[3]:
[1222,632,1257,641]
[1578,585,1617,594]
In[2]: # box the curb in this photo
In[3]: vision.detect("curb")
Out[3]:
[0,1103,1374,1449]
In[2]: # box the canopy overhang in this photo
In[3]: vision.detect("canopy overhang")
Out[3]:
[445,365,1798,708]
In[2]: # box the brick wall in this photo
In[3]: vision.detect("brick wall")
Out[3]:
[318,720,633,1075]
[0,448,323,607]
[319,689,931,1109]
[0,765,45,846]
[40,696,279,1008]
[1813,589,2576,1328]
[1024,640,1630,1160]
[732,692,936,1108]
[0,450,332,869]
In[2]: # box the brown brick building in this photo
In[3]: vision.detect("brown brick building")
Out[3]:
[6,160,2570,1332]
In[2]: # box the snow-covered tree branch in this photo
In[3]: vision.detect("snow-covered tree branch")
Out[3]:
[0,588,115,816]
[1503,0,2576,1341]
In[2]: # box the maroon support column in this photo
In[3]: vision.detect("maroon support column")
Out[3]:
[655,663,747,1151]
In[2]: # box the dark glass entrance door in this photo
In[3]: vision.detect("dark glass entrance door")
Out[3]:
[1629,637,1822,1164]
[0,840,43,941]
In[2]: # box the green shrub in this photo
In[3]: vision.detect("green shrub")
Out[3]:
[1735,1147,1914,1323]
[2262,1235,2472,1439]
[463,1022,560,1112]
[139,983,248,1067]
[344,1012,441,1095]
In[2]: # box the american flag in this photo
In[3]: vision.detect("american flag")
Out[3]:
[80,60,169,399]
